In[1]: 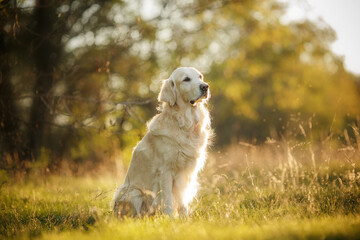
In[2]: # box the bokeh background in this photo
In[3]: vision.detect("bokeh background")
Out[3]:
[1,0,359,177]
[1,1,360,239]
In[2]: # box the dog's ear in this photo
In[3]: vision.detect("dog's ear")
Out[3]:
[158,79,176,106]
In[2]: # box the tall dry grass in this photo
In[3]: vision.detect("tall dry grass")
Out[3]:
[1,125,360,239]
[192,125,360,221]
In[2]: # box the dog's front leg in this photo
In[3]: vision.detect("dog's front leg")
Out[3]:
[159,170,173,215]
[173,174,189,217]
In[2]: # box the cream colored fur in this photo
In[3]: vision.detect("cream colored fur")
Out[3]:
[111,67,211,217]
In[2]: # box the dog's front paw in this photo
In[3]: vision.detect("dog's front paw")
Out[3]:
[178,206,188,218]
[163,205,174,216]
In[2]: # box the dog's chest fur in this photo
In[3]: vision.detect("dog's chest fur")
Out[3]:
[173,123,206,172]
[148,104,209,172]
[165,106,208,172]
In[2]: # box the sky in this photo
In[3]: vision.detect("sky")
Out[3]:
[282,0,360,75]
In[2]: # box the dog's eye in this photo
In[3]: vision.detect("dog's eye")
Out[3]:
[183,77,191,82]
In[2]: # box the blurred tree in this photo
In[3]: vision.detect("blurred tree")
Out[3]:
[28,0,63,159]
[0,0,359,174]
[0,1,24,163]
[0,0,224,171]
[203,0,360,144]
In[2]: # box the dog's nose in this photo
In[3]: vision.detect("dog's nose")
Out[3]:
[200,84,209,92]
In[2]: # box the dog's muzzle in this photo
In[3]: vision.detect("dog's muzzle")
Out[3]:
[200,84,209,95]
[190,84,210,104]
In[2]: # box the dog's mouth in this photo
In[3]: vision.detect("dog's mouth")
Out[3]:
[190,89,211,105]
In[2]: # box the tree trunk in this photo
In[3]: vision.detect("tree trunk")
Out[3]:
[0,1,26,167]
[28,0,60,160]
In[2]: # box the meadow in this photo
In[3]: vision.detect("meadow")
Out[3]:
[1,139,360,240]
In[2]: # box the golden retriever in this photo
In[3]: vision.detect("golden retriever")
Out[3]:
[111,67,211,217]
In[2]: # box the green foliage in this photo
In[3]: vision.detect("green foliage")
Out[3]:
[206,1,360,144]
[1,0,359,173]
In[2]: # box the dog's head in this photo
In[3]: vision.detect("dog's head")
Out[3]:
[158,67,210,106]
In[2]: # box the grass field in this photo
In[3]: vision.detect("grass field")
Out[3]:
[1,140,360,239]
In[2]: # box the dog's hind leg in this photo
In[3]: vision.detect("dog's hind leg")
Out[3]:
[112,186,132,217]
[113,187,153,217]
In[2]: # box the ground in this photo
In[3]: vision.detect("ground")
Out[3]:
[1,143,360,239]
